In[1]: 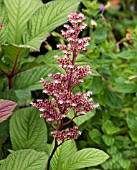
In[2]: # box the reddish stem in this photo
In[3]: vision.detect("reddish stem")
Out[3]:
[0,51,21,89]
[11,51,20,75]
[8,76,13,89]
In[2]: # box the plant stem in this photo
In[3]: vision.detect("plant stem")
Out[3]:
[46,139,58,170]
[8,76,13,89]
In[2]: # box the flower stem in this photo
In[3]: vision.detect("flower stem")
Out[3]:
[46,139,58,170]
[8,76,13,89]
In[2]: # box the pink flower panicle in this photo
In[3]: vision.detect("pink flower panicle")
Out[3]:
[31,13,99,142]
[51,127,81,142]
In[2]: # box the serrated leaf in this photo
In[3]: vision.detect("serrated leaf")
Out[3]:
[10,107,47,152]
[24,0,80,50]
[63,148,109,170]
[15,89,31,103]
[0,90,18,102]
[0,0,8,43]
[113,83,137,93]
[13,65,56,90]
[51,140,77,170]
[4,0,42,44]
[0,149,48,170]
[0,119,9,145]
[0,99,17,123]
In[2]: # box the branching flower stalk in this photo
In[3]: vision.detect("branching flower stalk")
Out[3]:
[31,13,99,170]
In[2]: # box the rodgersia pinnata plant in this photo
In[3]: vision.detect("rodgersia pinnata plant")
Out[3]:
[31,13,99,170]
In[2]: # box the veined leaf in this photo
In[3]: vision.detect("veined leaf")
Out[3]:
[4,0,42,44]
[51,140,77,170]
[0,90,18,102]
[0,149,48,170]
[63,148,109,170]
[113,83,137,93]
[0,119,9,145]
[13,65,57,90]
[10,107,47,152]
[0,0,8,43]
[24,0,80,50]
[0,44,30,72]
[0,99,17,123]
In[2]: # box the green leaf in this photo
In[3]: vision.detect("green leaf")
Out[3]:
[0,119,9,145]
[89,129,103,145]
[51,140,77,170]
[4,0,42,44]
[63,148,109,170]
[113,83,137,93]
[0,44,29,72]
[118,50,137,59]
[15,89,31,103]
[0,0,8,43]
[24,0,80,50]
[102,88,123,109]
[0,149,48,170]
[13,65,56,90]
[67,110,95,126]
[0,90,18,102]
[92,76,103,94]
[102,135,115,146]
[94,26,107,43]
[127,113,137,142]
[102,120,120,135]
[10,107,47,152]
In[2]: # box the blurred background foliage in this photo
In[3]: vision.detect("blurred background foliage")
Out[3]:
[1,0,137,169]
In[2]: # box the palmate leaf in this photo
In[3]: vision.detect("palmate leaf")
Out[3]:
[10,107,48,152]
[0,149,48,170]
[63,148,109,170]
[24,0,80,50]
[50,140,77,170]
[3,0,42,44]
[0,99,17,123]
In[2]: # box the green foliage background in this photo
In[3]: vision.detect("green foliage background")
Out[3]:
[1,0,137,169]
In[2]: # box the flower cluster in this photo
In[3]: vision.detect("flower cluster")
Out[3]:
[31,13,99,142]
[51,127,81,142]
